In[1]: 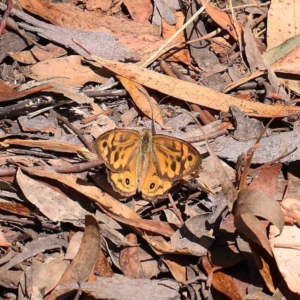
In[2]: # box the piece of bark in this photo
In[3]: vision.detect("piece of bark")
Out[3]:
[18,115,57,133]
[213,130,299,164]
[55,274,180,300]
[0,2,136,61]
[0,235,68,270]
[0,97,55,119]
[244,26,289,101]
[0,270,23,289]
[230,105,266,139]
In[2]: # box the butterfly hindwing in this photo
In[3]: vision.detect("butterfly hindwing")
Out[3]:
[139,155,174,200]
[107,157,138,197]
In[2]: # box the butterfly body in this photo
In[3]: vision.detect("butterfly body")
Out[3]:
[95,128,202,200]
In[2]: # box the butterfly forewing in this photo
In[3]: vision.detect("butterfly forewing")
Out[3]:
[95,129,141,172]
[152,135,202,181]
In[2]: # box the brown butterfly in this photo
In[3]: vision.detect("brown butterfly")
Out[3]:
[94,128,202,200]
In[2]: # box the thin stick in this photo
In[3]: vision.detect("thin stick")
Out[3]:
[141,0,210,68]
[223,1,270,11]
[168,193,184,225]
[0,0,13,36]
[239,118,275,190]
[248,147,297,176]
[51,110,94,153]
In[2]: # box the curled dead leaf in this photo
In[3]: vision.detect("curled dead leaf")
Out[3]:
[233,189,284,256]
[46,215,100,300]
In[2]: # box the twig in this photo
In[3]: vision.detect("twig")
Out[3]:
[248,147,297,176]
[141,0,211,67]
[168,193,184,226]
[0,214,61,231]
[150,28,222,64]
[185,128,228,143]
[223,1,270,11]
[51,110,94,153]
[81,109,114,125]
[0,0,13,36]
[83,89,127,98]
[54,159,103,173]
[0,97,55,119]
[28,99,72,118]
[0,160,104,177]
[239,118,275,190]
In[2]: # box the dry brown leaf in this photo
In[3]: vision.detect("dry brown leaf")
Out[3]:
[20,167,141,219]
[0,139,87,154]
[161,10,191,64]
[86,0,112,11]
[233,189,284,256]
[144,229,213,256]
[0,202,31,217]
[48,83,94,104]
[10,43,67,64]
[281,197,300,224]
[9,50,36,64]
[200,0,242,41]
[143,234,184,254]
[0,232,11,247]
[28,55,106,87]
[25,255,69,298]
[91,251,114,278]
[122,0,153,23]
[249,164,282,199]
[103,209,176,238]
[88,55,300,117]
[0,81,52,102]
[53,275,180,299]
[201,256,242,300]
[0,270,23,289]
[46,215,100,300]
[270,224,300,295]
[119,233,145,278]
[248,242,279,293]
[163,255,186,282]
[18,0,164,61]
[117,77,164,127]
[0,235,67,271]
[31,43,67,61]
[17,169,89,223]
[271,46,300,75]
[267,0,300,50]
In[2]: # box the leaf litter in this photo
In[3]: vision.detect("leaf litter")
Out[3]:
[0,0,300,299]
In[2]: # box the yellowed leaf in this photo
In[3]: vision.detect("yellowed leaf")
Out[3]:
[21,167,141,219]
[28,55,106,87]
[267,0,300,50]
[89,55,300,117]
[117,76,164,127]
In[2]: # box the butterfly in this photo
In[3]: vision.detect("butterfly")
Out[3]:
[94,128,202,200]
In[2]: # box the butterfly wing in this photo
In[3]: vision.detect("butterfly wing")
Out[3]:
[107,158,138,197]
[95,129,140,172]
[95,129,141,197]
[152,135,202,181]
[139,155,174,200]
